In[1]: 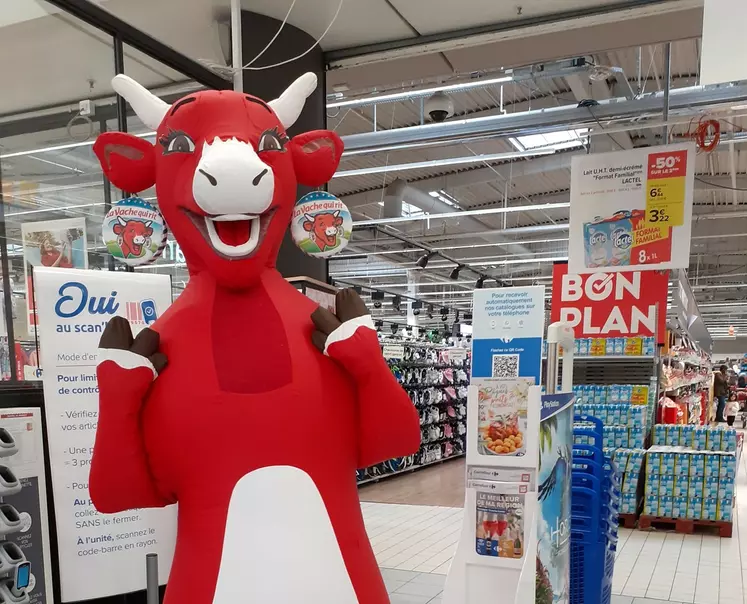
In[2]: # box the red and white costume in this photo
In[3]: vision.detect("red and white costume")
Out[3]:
[89,73,421,604]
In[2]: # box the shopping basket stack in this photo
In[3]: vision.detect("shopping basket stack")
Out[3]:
[571,414,620,604]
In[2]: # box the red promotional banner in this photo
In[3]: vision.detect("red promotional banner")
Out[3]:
[550,263,668,344]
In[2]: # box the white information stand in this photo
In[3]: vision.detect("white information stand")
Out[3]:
[443,311,575,604]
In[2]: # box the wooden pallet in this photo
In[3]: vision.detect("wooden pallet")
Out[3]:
[638,515,732,538]
[618,513,637,529]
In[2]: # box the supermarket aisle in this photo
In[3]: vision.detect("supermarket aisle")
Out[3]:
[361,442,747,604]
[359,458,466,506]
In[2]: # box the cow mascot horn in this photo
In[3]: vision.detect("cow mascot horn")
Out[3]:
[89,73,421,604]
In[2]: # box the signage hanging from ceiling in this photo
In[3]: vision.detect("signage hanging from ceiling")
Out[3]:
[550,263,668,344]
[568,142,695,274]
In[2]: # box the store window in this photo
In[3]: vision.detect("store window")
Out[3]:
[0,2,203,381]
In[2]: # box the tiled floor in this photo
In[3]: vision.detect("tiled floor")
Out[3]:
[361,438,747,604]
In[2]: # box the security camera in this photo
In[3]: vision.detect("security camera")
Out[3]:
[424,91,454,122]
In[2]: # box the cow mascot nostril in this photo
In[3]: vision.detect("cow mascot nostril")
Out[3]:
[89,72,421,604]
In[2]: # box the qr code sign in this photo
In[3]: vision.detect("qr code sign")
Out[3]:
[492,354,519,378]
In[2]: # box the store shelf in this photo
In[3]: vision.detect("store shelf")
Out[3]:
[356,453,465,486]
[544,356,655,361]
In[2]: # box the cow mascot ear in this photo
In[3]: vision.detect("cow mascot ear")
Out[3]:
[290,131,344,187]
[93,132,157,193]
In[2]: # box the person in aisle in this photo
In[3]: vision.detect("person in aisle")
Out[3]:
[726,392,739,427]
[714,364,729,422]
[738,373,747,389]
[89,73,421,604]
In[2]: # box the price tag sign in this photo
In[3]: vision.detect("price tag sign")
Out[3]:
[645,150,688,227]
[590,338,606,356]
[382,344,405,360]
[624,337,643,356]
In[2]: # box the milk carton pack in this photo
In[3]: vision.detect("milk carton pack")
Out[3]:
[689,453,705,477]
[619,385,633,404]
[621,492,637,514]
[616,426,627,448]
[721,428,737,452]
[629,427,644,449]
[628,450,645,475]
[702,498,718,521]
[674,451,690,478]
[707,428,722,452]
[673,496,689,519]
[673,476,687,497]
[605,338,616,356]
[614,449,630,473]
[687,497,703,520]
[693,427,708,450]
[659,496,674,518]
[704,454,721,479]
[718,498,734,522]
[660,451,676,475]
[653,425,667,445]
[704,477,720,499]
[665,425,679,446]
[680,425,694,446]
[644,494,659,516]
[584,220,614,268]
[630,405,644,428]
[645,475,660,496]
[720,453,736,481]
[613,338,625,356]
[642,336,656,356]
[607,384,620,404]
[579,338,590,356]
[659,475,674,497]
[718,479,735,500]
[688,477,704,499]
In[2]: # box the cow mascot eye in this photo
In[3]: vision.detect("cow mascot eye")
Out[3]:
[159,130,195,155]
[258,128,288,153]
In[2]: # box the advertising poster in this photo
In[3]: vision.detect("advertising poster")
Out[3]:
[536,393,574,604]
[0,408,54,604]
[474,378,533,457]
[471,287,545,384]
[473,480,527,559]
[34,267,177,602]
[568,142,695,274]
[550,263,668,343]
[22,218,88,337]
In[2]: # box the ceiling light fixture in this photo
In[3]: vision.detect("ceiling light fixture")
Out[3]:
[475,276,486,289]
[450,265,464,280]
[416,251,436,268]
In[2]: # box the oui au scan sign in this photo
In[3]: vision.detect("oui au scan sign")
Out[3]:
[550,263,668,343]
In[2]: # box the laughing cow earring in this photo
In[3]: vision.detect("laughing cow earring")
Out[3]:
[290,191,352,258]
[102,197,168,266]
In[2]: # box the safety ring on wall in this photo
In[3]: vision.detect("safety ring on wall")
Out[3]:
[102,197,168,266]
[290,191,352,258]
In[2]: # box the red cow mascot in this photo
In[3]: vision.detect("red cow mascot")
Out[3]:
[303,210,344,251]
[89,73,420,604]
[113,217,153,258]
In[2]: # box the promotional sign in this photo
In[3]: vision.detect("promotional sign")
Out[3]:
[22,218,88,337]
[568,142,695,274]
[474,481,527,559]
[101,197,168,266]
[475,379,532,458]
[0,408,54,604]
[472,287,545,384]
[34,268,176,602]
[290,191,352,258]
[550,263,668,343]
[537,393,574,604]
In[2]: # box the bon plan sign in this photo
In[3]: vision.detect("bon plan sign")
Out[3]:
[550,263,668,344]
[568,142,695,274]
[34,267,176,602]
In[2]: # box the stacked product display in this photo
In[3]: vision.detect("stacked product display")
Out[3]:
[356,340,470,484]
[571,414,619,604]
[573,384,649,449]
[640,426,741,535]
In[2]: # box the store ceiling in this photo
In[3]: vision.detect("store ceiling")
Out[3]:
[3,0,746,340]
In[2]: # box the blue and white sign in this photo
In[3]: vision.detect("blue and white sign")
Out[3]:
[33,267,176,602]
[471,286,545,384]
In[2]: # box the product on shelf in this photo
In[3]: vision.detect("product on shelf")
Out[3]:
[544,336,655,358]
[357,340,470,484]
[652,424,738,452]
[643,445,736,521]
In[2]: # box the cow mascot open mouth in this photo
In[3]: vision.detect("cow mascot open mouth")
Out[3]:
[88,73,421,604]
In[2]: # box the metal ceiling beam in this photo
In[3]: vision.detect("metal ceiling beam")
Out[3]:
[324,0,697,68]
[341,85,747,152]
